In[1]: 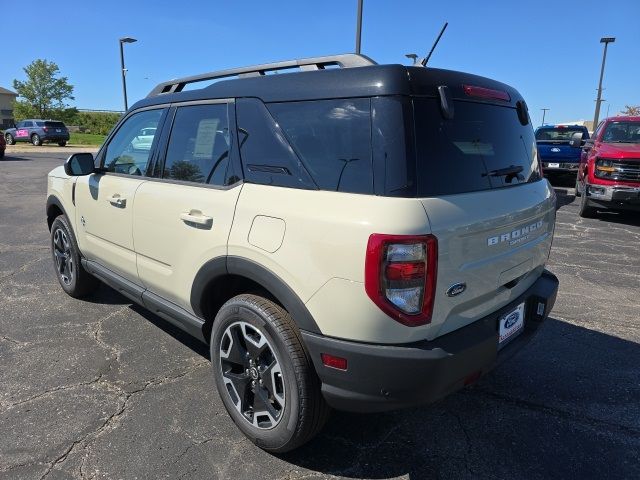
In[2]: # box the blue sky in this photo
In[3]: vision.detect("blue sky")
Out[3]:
[2,0,639,125]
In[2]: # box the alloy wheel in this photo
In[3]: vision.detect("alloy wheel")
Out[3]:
[53,228,73,285]
[219,321,285,429]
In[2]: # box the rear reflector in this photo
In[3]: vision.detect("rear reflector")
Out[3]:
[321,353,348,371]
[463,84,511,102]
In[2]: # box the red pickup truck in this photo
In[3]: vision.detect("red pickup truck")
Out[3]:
[576,116,640,218]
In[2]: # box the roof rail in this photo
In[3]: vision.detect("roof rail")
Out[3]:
[147,53,377,97]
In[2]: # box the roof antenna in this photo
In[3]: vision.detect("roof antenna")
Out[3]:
[421,22,448,67]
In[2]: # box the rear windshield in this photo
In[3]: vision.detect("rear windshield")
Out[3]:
[44,121,66,128]
[413,98,541,196]
[535,127,585,141]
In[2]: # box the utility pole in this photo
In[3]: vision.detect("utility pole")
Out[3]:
[119,37,138,111]
[593,37,615,129]
[541,108,550,126]
[355,0,363,54]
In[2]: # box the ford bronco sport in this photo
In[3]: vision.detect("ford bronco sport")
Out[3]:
[576,116,640,217]
[46,54,559,452]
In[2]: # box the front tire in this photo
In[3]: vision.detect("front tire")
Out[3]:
[578,187,597,218]
[210,294,330,453]
[50,215,100,298]
[5,134,15,145]
[31,133,42,146]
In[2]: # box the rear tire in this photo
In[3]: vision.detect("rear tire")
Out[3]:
[50,215,100,298]
[58,141,67,147]
[31,133,41,146]
[578,188,597,218]
[5,134,15,145]
[210,294,330,453]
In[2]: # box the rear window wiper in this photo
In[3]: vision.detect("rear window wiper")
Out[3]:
[484,165,523,177]
[484,165,524,184]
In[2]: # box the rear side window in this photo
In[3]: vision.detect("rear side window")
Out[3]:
[268,99,373,194]
[236,98,315,190]
[414,99,541,196]
[163,104,230,185]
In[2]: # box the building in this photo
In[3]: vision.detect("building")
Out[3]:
[0,87,18,129]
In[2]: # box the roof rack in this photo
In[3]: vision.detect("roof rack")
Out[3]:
[147,53,377,97]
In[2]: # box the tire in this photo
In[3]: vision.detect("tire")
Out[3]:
[50,215,100,298]
[0,149,4,159]
[5,134,15,145]
[578,187,597,218]
[574,177,581,197]
[58,141,67,147]
[31,133,42,146]
[210,294,330,453]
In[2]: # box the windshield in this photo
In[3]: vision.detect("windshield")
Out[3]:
[414,99,541,196]
[535,127,586,142]
[602,121,640,143]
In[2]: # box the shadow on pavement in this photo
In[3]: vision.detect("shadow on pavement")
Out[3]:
[592,210,640,227]
[1,155,32,162]
[553,188,576,209]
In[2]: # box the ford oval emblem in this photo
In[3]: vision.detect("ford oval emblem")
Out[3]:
[550,147,561,153]
[446,283,466,297]
[504,312,519,329]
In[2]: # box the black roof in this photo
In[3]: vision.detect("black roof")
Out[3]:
[131,63,524,111]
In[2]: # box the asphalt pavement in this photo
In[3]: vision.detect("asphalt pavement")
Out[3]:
[0,150,638,480]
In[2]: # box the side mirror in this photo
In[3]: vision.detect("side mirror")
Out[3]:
[569,131,583,148]
[64,153,95,176]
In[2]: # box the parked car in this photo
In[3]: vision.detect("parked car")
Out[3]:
[4,119,70,146]
[46,54,559,452]
[576,116,640,217]
[0,131,5,158]
[536,124,590,177]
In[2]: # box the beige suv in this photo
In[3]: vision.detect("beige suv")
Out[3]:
[46,54,559,452]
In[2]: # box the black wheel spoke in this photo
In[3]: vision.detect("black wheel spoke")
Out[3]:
[252,384,279,420]
[224,370,251,407]
[224,326,249,366]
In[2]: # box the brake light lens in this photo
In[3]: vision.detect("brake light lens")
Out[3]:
[463,84,511,102]
[365,234,438,327]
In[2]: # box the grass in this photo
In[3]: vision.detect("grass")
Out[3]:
[69,132,106,146]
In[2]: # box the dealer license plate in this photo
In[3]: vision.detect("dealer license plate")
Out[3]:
[548,162,560,168]
[498,302,525,348]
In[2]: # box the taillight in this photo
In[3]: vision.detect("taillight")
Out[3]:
[43,127,49,132]
[365,234,438,327]
[463,84,511,102]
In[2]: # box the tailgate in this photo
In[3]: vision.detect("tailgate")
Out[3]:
[421,180,556,339]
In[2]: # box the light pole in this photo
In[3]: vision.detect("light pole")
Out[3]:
[119,37,137,111]
[593,37,615,129]
[355,0,363,54]
[541,108,550,126]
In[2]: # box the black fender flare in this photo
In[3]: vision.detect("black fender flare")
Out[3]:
[190,256,321,334]
[46,195,69,229]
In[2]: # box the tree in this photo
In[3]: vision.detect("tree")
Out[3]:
[13,59,74,118]
[620,105,640,116]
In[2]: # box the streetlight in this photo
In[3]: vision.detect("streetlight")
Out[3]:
[119,37,137,111]
[355,0,363,54]
[592,37,615,129]
[541,108,550,126]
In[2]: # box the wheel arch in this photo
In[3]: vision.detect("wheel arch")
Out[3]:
[46,195,68,230]
[192,256,321,342]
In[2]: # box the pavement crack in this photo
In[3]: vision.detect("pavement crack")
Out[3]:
[0,255,48,283]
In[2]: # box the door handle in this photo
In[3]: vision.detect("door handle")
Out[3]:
[107,194,127,207]
[180,210,213,229]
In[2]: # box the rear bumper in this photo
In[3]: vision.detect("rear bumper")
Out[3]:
[43,134,70,142]
[586,183,640,211]
[302,270,559,413]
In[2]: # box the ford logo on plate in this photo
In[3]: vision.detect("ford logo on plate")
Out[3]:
[504,311,520,329]
[446,283,466,297]
[550,147,561,153]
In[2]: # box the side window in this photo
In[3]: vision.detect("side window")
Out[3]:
[103,109,164,176]
[163,104,230,185]
[267,98,373,194]
[236,98,315,190]
[23,121,32,128]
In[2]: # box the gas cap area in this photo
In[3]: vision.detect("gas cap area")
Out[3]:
[248,215,286,253]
